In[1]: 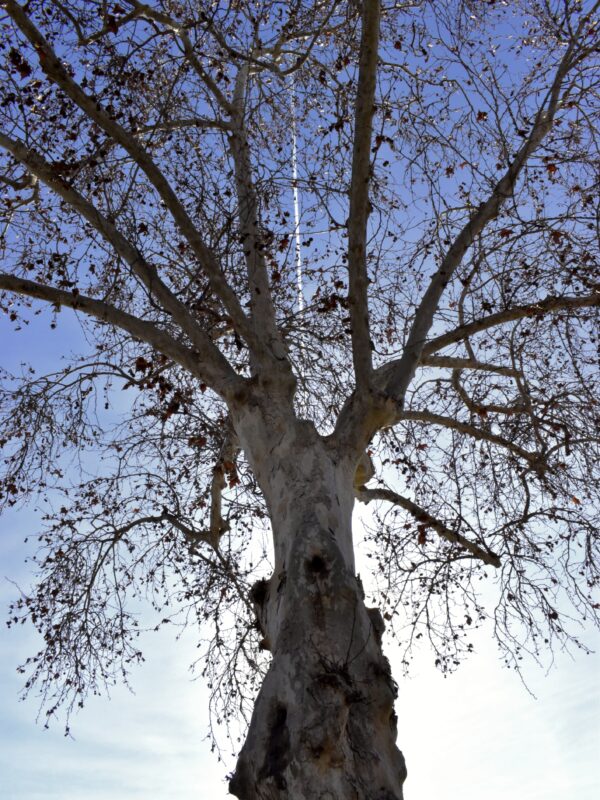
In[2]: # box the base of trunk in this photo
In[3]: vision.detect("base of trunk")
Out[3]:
[229,583,406,800]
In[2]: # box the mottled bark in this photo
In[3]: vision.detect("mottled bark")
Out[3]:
[229,410,406,800]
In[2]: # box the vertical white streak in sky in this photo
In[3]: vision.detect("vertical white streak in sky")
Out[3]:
[290,79,304,313]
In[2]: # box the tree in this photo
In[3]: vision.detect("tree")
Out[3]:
[1,0,599,797]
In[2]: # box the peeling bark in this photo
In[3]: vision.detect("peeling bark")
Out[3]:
[229,412,406,799]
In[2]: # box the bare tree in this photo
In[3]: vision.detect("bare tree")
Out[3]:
[1,1,599,797]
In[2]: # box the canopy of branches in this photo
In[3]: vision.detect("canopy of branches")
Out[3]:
[0,0,598,737]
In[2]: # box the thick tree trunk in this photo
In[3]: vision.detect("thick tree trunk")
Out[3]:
[229,412,406,800]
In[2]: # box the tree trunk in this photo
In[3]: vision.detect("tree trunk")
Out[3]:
[229,413,406,800]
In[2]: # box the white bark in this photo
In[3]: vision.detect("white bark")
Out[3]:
[229,407,406,799]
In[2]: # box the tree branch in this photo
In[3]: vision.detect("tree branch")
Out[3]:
[165,423,239,551]
[4,0,259,354]
[228,65,289,368]
[105,511,249,609]
[208,424,240,549]
[420,355,519,377]
[346,0,381,390]
[451,369,526,416]
[190,0,343,79]
[0,132,241,397]
[383,35,583,402]
[161,513,252,612]
[51,0,140,45]
[401,409,540,465]
[135,117,232,135]
[162,513,220,552]
[356,486,501,568]
[123,0,234,112]
[0,273,208,380]
[422,291,600,357]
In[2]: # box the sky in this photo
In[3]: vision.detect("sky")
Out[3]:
[0,315,598,800]
[1,3,599,788]
[1,509,599,800]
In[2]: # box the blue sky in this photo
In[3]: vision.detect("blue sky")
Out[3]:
[1,514,599,800]
[1,1,599,782]
[0,336,598,800]
[0,266,599,797]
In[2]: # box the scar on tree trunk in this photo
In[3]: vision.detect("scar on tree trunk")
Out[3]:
[229,517,407,800]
